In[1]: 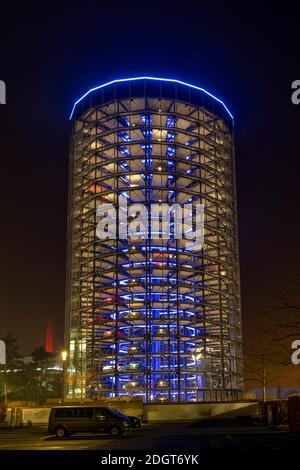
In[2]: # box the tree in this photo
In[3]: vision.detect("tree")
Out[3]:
[265,286,300,342]
[244,326,289,402]
[31,347,56,405]
[0,339,62,405]
[0,333,22,368]
[0,334,23,404]
[243,270,300,402]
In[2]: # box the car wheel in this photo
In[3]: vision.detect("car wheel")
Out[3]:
[110,426,121,437]
[55,427,68,438]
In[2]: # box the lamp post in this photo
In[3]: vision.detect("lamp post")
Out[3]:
[61,350,68,406]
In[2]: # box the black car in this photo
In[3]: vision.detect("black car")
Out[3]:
[48,406,131,438]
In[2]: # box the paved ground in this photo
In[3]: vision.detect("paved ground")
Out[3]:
[0,422,299,451]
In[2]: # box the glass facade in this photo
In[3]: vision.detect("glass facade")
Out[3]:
[65,78,243,402]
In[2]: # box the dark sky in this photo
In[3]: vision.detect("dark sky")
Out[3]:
[0,2,299,354]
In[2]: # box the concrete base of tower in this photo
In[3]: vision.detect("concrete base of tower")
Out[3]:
[143,401,259,422]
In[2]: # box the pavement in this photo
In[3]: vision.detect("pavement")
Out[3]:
[0,422,299,451]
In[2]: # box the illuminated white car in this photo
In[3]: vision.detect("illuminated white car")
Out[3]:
[123,311,143,321]
[127,345,141,354]
[127,362,144,371]
[156,379,169,388]
[102,364,122,372]
[154,328,169,337]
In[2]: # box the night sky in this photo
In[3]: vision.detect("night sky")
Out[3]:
[0,3,299,354]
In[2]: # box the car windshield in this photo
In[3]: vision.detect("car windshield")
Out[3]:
[111,408,126,418]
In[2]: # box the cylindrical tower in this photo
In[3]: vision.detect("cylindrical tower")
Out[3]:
[65,77,243,403]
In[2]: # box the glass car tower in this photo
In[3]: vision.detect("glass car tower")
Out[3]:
[65,77,243,402]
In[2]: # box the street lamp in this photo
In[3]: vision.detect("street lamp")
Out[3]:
[61,350,68,406]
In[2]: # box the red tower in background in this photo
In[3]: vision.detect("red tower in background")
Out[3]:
[45,322,53,353]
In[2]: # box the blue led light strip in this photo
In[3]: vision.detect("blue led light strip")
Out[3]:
[69,76,234,120]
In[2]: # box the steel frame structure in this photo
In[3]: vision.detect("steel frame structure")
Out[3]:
[65,78,243,402]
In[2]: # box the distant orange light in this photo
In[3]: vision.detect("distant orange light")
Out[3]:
[89,183,102,194]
